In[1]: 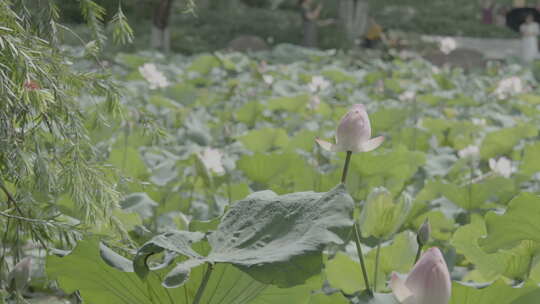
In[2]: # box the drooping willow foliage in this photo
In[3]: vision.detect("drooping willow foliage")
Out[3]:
[0,0,134,269]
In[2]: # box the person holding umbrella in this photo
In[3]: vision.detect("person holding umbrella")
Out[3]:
[520,14,540,62]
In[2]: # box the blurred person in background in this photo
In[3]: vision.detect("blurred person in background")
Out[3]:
[481,0,495,24]
[520,14,540,62]
[299,0,322,48]
[363,18,387,49]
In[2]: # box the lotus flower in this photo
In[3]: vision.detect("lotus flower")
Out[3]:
[494,76,523,99]
[390,247,451,304]
[399,90,416,102]
[316,104,384,153]
[489,156,512,178]
[262,74,274,85]
[308,76,330,93]
[7,257,32,292]
[138,63,170,89]
[198,148,225,175]
[439,37,456,55]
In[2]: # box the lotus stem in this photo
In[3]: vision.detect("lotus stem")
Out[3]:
[414,245,423,265]
[343,150,372,296]
[353,223,373,296]
[341,151,353,184]
[373,242,381,292]
[193,263,213,304]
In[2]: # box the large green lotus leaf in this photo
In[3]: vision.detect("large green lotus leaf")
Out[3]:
[519,142,540,177]
[421,117,454,144]
[384,78,404,93]
[164,83,198,105]
[360,187,411,239]
[237,152,316,192]
[239,128,290,153]
[321,68,356,84]
[433,74,455,90]
[390,127,430,152]
[447,122,478,150]
[374,232,418,275]
[236,101,263,127]
[149,94,180,109]
[450,280,539,304]
[48,238,318,304]
[186,54,221,75]
[134,230,206,284]
[513,103,540,118]
[413,211,455,241]
[237,153,297,185]
[447,95,477,107]
[108,147,148,178]
[325,252,384,294]
[404,181,442,224]
[417,94,446,106]
[518,93,540,105]
[120,192,158,220]
[46,237,187,304]
[480,193,540,252]
[370,108,408,132]
[348,146,425,198]
[135,185,353,289]
[440,177,516,210]
[451,215,507,280]
[480,124,537,160]
[207,185,353,287]
[266,95,309,113]
[364,71,384,85]
[183,263,315,304]
[287,130,319,151]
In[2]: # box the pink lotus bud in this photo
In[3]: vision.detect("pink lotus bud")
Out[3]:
[391,247,451,304]
[417,218,431,246]
[7,257,32,292]
[316,104,384,153]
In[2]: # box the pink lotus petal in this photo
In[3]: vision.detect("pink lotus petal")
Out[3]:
[403,247,451,304]
[391,272,415,303]
[359,136,385,152]
[315,138,335,152]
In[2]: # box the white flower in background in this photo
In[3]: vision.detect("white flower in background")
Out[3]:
[457,145,479,158]
[138,63,170,89]
[439,37,457,55]
[391,247,451,304]
[308,95,321,110]
[262,74,274,85]
[472,118,487,126]
[198,148,225,175]
[494,76,523,99]
[399,90,416,102]
[308,76,330,93]
[316,104,384,153]
[489,157,513,178]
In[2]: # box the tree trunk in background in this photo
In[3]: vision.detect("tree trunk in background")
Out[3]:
[151,0,173,52]
[339,0,369,43]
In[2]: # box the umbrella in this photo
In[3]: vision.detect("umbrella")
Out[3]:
[506,7,540,32]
